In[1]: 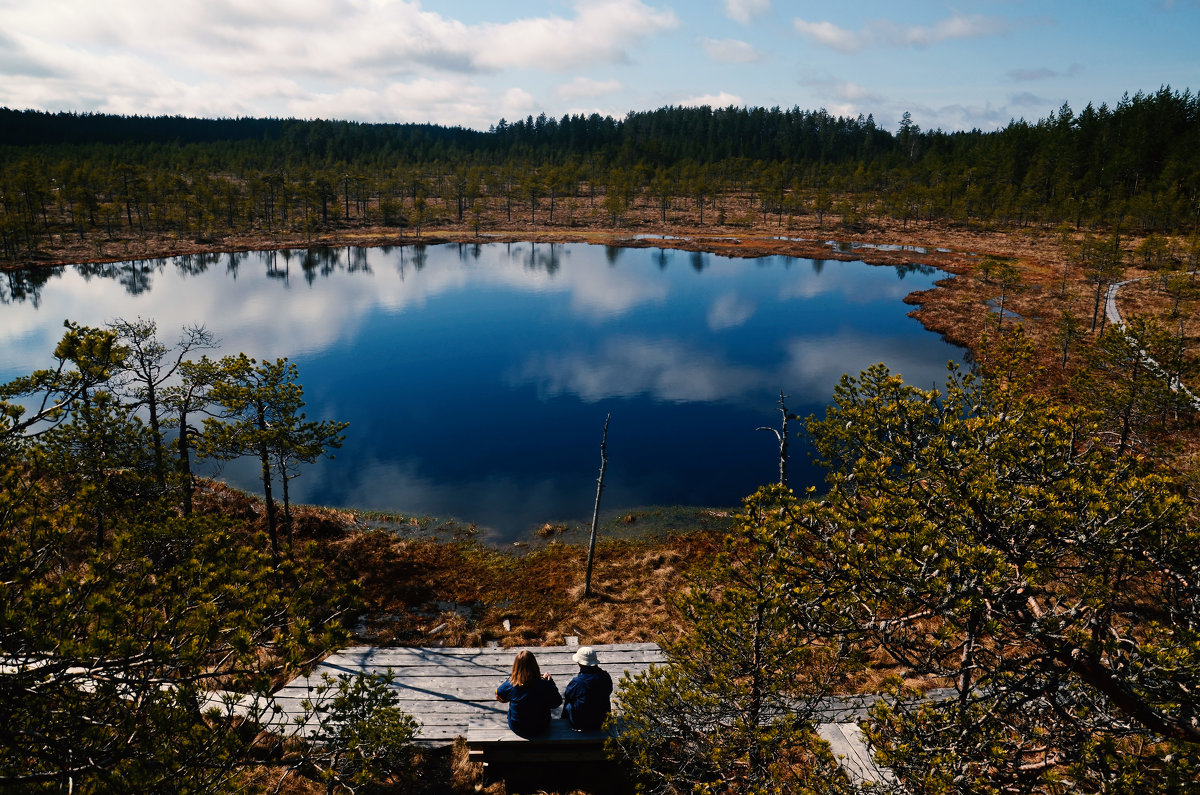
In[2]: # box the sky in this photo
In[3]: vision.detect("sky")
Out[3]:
[1,0,1198,134]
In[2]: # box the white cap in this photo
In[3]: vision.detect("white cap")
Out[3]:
[572,646,599,666]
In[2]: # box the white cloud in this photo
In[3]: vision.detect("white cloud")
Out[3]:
[723,0,771,25]
[699,38,762,64]
[0,0,678,125]
[792,72,889,122]
[474,0,678,71]
[0,242,671,378]
[926,101,1009,131]
[514,327,961,408]
[0,0,1180,137]
[707,293,756,330]
[790,86,1032,134]
[555,77,624,101]
[905,14,1015,47]
[677,91,744,109]
[497,87,540,120]
[286,79,495,126]
[792,19,861,53]
[800,73,885,105]
[0,31,63,79]
[779,334,954,401]
[793,12,1019,54]
[515,337,769,403]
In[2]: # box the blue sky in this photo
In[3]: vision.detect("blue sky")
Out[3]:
[1,1,1197,134]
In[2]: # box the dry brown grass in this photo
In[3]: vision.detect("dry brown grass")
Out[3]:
[238,765,324,795]
[192,479,718,648]
[314,524,722,648]
[449,737,505,794]
[2,189,1045,274]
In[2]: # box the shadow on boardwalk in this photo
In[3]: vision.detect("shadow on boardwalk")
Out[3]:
[271,640,909,791]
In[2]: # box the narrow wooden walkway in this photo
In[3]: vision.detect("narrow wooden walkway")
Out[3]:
[271,640,897,787]
[272,640,665,745]
[817,723,899,789]
[1105,276,1200,410]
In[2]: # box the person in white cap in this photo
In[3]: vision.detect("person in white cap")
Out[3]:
[562,646,613,731]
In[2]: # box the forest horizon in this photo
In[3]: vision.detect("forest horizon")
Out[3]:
[2,85,1198,265]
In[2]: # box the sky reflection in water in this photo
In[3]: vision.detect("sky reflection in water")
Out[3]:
[0,243,964,542]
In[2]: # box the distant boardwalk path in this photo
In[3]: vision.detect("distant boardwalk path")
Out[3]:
[1105,276,1200,410]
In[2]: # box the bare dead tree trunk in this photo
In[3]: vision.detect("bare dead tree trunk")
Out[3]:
[280,463,294,552]
[178,412,194,516]
[584,414,611,599]
[757,391,790,487]
[998,283,1008,333]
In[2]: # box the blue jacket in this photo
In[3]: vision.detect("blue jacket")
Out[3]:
[563,666,612,730]
[496,676,562,738]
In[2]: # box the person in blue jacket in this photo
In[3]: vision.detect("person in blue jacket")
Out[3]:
[562,646,613,731]
[496,650,562,738]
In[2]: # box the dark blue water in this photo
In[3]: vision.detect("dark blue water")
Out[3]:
[0,243,964,541]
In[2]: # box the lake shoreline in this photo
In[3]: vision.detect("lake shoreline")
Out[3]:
[14,214,1189,504]
[4,238,965,541]
[4,213,1059,355]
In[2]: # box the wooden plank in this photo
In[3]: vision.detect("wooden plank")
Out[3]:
[269,700,507,720]
[327,645,664,660]
[429,642,662,654]
[317,653,664,672]
[274,687,582,702]
[311,665,662,678]
[280,671,659,700]
[465,714,611,765]
[284,667,660,693]
[815,723,897,788]
[272,642,663,748]
[466,715,610,745]
[327,642,662,659]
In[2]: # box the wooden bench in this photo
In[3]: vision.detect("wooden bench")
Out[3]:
[467,712,612,764]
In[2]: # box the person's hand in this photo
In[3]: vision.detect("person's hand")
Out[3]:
[542,673,553,681]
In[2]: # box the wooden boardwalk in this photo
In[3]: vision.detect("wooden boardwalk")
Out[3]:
[271,640,665,745]
[817,722,899,789]
[271,640,897,787]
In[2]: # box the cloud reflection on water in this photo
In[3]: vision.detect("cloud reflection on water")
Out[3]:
[514,336,767,404]
[0,243,963,541]
[1,243,674,373]
[707,292,757,330]
[512,330,957,409]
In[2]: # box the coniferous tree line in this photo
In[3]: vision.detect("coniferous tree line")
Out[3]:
[1,86,1198,260]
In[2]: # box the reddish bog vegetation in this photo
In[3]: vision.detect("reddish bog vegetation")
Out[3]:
[195,482,726,649]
